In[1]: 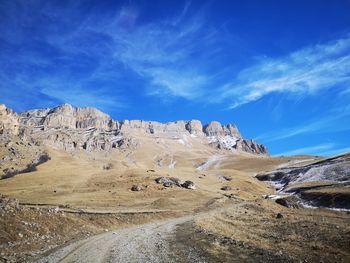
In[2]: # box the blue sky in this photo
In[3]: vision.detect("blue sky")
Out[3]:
[0,0,350,156]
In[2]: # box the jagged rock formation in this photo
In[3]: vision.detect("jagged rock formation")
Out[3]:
[0,104,48,179]
[1,103,268,155]
[236,139,269,155]
[0,104,19,135]
[20,103,118,130]
[203,121,240,138]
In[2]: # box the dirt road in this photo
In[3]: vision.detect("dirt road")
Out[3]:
[35,215,211,263]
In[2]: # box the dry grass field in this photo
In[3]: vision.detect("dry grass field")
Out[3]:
[1,141,349,262]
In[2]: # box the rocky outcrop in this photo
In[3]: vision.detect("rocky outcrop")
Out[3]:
[203,121,225,136]
[0,103,268,155]
[20,103,118,130]
[185,120,203,135]
[256,153,350,187]
[203,122,241,138]
[236,139,268,155]
[0,104,19,135]
[256,153,350,209]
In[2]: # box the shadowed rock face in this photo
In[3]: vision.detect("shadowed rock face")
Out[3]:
[185,120,203,135]
[256,153,350,209]
[0,103,268,155]
[236,139,269,155]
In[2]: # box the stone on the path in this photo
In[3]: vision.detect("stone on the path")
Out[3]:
[131,185,141,191]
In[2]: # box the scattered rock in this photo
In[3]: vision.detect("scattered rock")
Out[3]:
[276,213,283,219]
[169,177,182,187]
[155,177,182,187]
[163,182,173,187]
[221,186,232,191]
[155,177,195,189]
[223,176,232,181]
[102,163,113,170]
[224,193,237,199]
[155,177,168,184]
[131,185,141,192]
[181,180,196,190]
[275,198,290,208]
[274,196,301,208]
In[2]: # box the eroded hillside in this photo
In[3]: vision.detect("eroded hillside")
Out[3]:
[0,103,349,263]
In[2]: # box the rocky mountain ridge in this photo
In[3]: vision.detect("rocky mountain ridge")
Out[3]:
[1,103,268,155]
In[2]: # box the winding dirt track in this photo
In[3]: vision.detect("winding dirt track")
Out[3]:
[36,202,247,263]
[36,216,202,263]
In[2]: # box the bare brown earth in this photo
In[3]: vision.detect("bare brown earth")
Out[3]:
[1,147,349,262]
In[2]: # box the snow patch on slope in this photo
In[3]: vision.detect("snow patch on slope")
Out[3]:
[169,157,176,169]
[295,163,350,183]
[208,135,238,150]
[196,155,226,171]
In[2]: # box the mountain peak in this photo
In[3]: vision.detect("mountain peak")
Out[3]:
[1,104,268,155]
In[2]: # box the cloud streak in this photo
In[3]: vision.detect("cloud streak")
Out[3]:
[2,0,350,110]
[317,147,350,157]
[0,0,227,109]
[255,98,350,142]
[104,4,218,99]
[276,143,335,156]
[217,35,350,108]
[277,143,350,157]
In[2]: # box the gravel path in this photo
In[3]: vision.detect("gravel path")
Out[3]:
[36,216,202,263]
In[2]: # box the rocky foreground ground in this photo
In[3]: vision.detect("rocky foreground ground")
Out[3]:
[1,193,350,263]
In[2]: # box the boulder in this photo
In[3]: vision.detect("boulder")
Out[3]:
[275,197,301,208]
[102,163,113,170]
[169,177,182,187]
[163,182,173,187]
[155,177,168,184]
[131,185,141,191]
[275,198,289,207]
[276,213,283,219]
[221,186,232,191]
[223,176,232,181]
[181,180,196,189]
[155,177,182,187]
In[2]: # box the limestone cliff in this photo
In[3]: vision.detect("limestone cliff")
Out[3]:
[0,104,19,135]
[0,103,268,155]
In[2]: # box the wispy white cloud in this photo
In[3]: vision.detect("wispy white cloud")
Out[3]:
[256,116,349,142]
[103,5,215,99]
[41,85,127,113]
[256,98,350,142]
[172,1,192,26]
[2,0,350,113]
[276,143,335,156]
[217,35,350,108]
[33,1,218,102]
[317,147,350,157]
